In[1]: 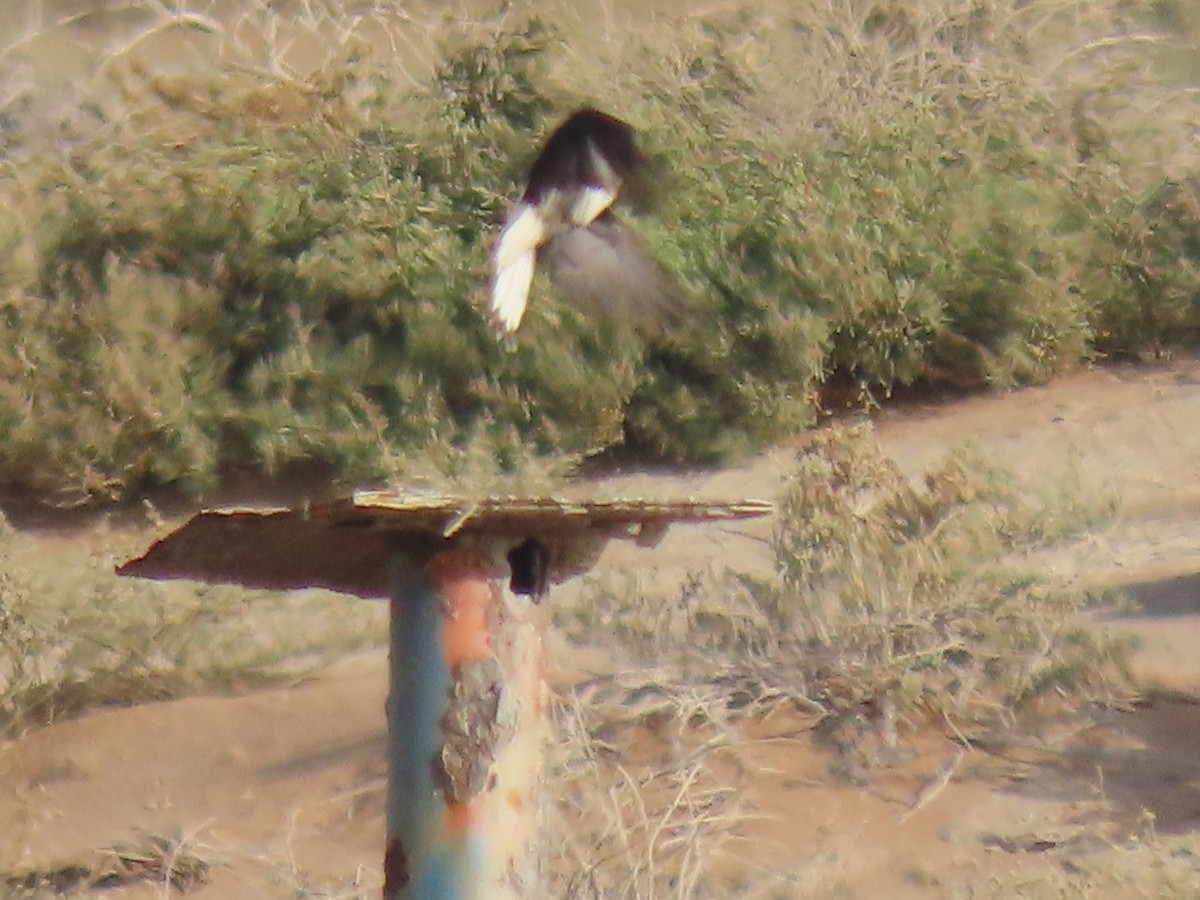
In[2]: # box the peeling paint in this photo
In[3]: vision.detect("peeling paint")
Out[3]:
[434,656,512,806]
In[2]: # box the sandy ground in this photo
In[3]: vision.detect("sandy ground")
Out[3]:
[3,357,1200,897]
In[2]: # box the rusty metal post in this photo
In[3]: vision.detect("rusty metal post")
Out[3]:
[115,493,772,897]
[384,544,546,900]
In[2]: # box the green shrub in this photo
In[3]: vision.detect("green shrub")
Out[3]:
[1,2,1198,499]
[1085,174,1200,357]
[0,254,226,502]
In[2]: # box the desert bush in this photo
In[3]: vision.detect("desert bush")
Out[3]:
[1084,174,1200,357]
[0,254,227,503]
[558,424,1128,732]
[765,425,1126,719]
[0,1,1198,498]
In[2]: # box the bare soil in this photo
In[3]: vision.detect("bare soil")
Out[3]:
[4,357,1200,897]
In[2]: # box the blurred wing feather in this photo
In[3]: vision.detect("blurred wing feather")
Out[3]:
[495,202,546,269]
[570,185,617,227]
[489,203,548,334]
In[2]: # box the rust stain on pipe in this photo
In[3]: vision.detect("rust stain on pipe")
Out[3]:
[428,551,498,669]
[383,836,410,896]
[443,800,476,840]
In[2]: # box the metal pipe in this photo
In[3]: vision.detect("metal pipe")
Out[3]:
[384,545,546,900]
[115,492,771,897]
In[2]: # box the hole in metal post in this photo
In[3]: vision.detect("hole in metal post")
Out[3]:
[507,538,549,599]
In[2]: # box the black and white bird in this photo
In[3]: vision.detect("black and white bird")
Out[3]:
[488,108,682,337]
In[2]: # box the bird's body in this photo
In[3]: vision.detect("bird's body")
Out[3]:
[488,108,681,337]
[538,213,681,333]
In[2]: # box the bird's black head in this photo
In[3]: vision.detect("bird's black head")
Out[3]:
[522,107,646,205]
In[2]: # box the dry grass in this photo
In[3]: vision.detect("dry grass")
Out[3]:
[957,831,1200,899]
[557,424,1130,731]
[546,682,772,898]
[0,511,386,739]
[1,830,213,898]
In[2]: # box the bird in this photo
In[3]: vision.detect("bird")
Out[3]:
[487,107,682,337]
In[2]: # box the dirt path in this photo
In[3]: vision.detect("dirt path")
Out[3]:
[2,358,1200,897]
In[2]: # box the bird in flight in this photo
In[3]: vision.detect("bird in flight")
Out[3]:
[488,108,681,337]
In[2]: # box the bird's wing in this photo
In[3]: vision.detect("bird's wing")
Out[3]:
[541,213,685,337]
[494,202,546,269]
[569,184,618,227]
[489,202,546,334]
[568,139,620,225]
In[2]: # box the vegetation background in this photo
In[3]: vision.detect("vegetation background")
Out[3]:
[1,0,1198,504]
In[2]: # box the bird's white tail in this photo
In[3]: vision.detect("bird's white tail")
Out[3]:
[490,203,547,334]
[490,248,536,335]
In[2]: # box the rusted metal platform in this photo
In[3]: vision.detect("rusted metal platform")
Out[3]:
[118,491,775,596]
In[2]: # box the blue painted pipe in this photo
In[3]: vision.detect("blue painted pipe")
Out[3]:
[384,552,467,899]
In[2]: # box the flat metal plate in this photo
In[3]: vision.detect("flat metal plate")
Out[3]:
[117,493,773,598]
